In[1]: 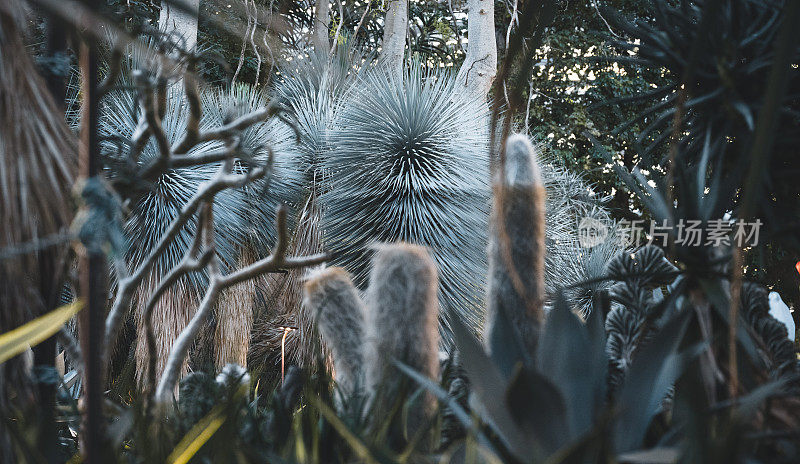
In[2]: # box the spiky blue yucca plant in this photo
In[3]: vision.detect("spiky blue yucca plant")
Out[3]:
[273,46,370,182]
[248,46,371,377]
[539,164,626,316]
[100,83,302,281]
[203,84,305,369]
[322,64,491,336]
[202,84,305,251]
[99,76,303,381]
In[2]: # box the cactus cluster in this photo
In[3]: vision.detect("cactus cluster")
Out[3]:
[303,243,440,444]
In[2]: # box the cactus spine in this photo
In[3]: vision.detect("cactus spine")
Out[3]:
[302,267,366,399]
[485,134,546,355]
[363,243,441,436]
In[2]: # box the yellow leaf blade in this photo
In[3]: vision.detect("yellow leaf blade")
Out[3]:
[309,396,379,464]
[167,405,226,464]
[0,300,82,365]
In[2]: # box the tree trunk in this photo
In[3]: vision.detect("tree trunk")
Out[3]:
[160,0,200,50]
[382,0,407,77]
[214,251,255,370]
[456,0,497,100]
[312,0,330,53]
[78,20,109,462]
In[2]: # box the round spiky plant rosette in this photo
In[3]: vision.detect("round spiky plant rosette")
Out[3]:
[98,82,303,285]
[538,164,626,316]
[272,45,372,184]
[202,84,305,253]
[247,46,375,378]
[322,64,491,336]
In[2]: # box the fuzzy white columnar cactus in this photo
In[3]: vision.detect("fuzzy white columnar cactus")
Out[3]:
[303,267,367,398]
[364,244,441,428]
[484,134,546,355]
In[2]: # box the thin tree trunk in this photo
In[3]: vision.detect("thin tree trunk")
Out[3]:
[312,0,330,53]
[78,27,108,463]
[214,251,255,369]
[382,0,407,77]
[456,0,497,100]
[160,0,200,50]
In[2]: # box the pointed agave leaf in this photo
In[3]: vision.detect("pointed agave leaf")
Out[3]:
[536,292,596,439]
[394,361,502,459]
[450,314,531,459]
[488,300,534,377]
[587,291,609,416]
[614,310,690,453]
[506,366,570,458]
[0,301,82,364]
